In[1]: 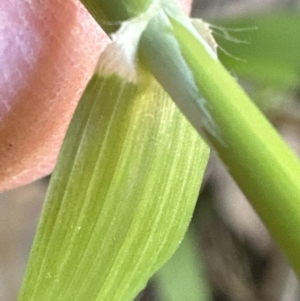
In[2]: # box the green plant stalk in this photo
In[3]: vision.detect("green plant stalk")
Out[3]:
[81,0,153,33]
[140,7,300,275]
[79,0,300,276]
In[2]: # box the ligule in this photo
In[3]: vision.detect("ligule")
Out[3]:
[18,44,209,300]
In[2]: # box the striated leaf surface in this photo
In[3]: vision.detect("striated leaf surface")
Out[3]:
[17,46,209,300]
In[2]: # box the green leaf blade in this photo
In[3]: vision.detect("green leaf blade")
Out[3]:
[18,70,209,301]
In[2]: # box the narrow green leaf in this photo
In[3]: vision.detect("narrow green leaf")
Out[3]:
[17,44,209,300]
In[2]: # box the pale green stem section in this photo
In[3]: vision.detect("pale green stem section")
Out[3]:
[80,0,153,33]
[138,4,300,275]
[79,0,300,276]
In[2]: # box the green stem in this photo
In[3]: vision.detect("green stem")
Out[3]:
[138,4,300,274]
[80,0,153,33]
[79,0,300,276]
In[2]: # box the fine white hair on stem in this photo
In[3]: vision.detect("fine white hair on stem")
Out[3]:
[210,23,257,44]
[209,24,257,63]
[217,45,248,63]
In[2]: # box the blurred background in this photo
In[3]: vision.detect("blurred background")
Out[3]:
[1,0,300,300]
